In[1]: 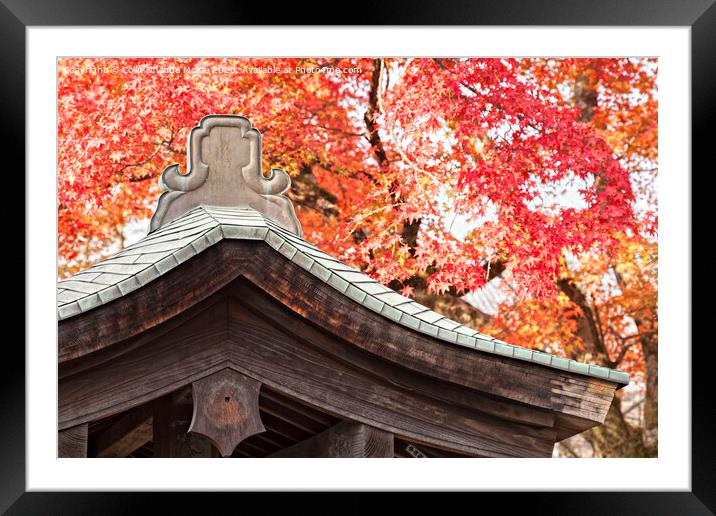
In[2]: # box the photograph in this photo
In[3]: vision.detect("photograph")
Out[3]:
[56,56,658,459]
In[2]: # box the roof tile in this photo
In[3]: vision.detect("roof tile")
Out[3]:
[513,347,533,361]
[98,285,122,304]
[494,341,515,357]
[332,269,372,284]
[291,251,315,271]
[345,284,367,304]
[135,265,160,286]
[381,304,403,323]
[93,272,131,285]
[415,311,444,324]
[609,369,629,383]
[278,241,298,260]
[399,313,421,330]
[374,291,413,307]
[69,272,102,283]
[475,338,496,353]
[172,244,197,265]
[399,302,429,316]
[437,328,458,343]
[155,254,179,275]
[265,230,284,250]
[362,295,385,314]
[418,321,440,337]
[356,281,392,296]
[531,351,552,366]
[456,333,476,347]
[58,301,81,319]
[588,365,611,380]
[309,261,332,282]
[326,273,350,294]
[455,326,479,336]
[434,318,462,331]
[89,262,150,275]
[77,293,101,313]
[568,360,590,375]
[117,276,142,296]
[57,289,85,303]
[57,280,106,295]
[551,357,571,371]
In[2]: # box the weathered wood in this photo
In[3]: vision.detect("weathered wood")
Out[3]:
[57,239,621,455]
[258,396,334,435]
[58,243,247,362]
[259,410,311,443]
[252,430,294,450]
[153,388,215,458]
[92,404,152,458]
[59,295,228,381]
[59,294,556,457]
[270,421,394,458]
[223,293,556,457]
[59,240,616,438]
[59,297,232,429]
[241,243,616,425]
[261,389,340,428]
[240,281,555,430]
[258,409,314,443]
[59,423,87,458]
[237,438,275,456]
[188,368,265,457]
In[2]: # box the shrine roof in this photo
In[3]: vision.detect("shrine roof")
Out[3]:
[57,204,629,386]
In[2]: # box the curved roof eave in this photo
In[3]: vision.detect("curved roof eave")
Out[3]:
[56,205,629,386]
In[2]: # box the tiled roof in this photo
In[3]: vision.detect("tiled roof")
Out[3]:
[57,205,629,386]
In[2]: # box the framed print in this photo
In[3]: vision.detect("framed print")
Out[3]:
[7,0,710,512]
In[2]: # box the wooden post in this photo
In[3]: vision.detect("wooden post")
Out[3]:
[189,368,265,457]
[58,423,88,457]
[270,421,394,457]
[153,387,215,457]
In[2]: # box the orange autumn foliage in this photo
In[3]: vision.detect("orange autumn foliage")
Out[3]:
[58,57,657,391]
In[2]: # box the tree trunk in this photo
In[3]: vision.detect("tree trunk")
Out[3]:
[557,278,648,457]
[587,394,649,457]
[639,329,658,454]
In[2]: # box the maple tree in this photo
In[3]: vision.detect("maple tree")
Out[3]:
[57,57,657,456]
[485,58,658,457]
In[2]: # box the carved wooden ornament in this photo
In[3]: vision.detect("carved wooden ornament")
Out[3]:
[188,368,265,457]
[150,114,302,236]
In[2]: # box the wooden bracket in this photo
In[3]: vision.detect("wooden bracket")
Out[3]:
[189,368,265,457]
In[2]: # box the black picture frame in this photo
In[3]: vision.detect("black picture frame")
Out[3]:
[7,0,708,513]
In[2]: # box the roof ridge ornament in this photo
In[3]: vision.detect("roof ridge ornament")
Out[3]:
[149,115,302,236]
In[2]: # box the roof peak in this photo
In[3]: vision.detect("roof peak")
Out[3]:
[149,115,302,237]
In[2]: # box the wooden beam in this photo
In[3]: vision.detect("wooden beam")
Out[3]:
[59,423,87,457]
[153,388,215,458]
[92,405,153,458]
[59,240,618,443]
[258,411,313,443]
[188,368,265,457]
[260,389,338,427]
[59,297,558,457]
[259,395,336,435]
[270,421,394,458]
